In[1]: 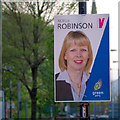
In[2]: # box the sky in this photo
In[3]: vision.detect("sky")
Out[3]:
[87,0,119,81]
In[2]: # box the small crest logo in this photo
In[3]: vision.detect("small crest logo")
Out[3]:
[94,80,102,90]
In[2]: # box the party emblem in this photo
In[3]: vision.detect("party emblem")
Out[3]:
[94,80,102,90]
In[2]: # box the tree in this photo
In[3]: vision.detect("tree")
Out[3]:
[91,0,97,14]
[2,2,77,119]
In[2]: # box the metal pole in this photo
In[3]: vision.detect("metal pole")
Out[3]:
[25,99,27,119]
[112,100,114,118]
[18,81,21,119]
[79,1,86,14]
[51,104,54,120]
[80,103,89,118]
[0,0,2,91]
[118,2,120,118]
[5,94,6,119]
[79,1,89,119]
[10,80,12,119]
[0,2,3,119]
[94,102,96,119]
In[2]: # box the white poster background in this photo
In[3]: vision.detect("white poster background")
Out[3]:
[54,14,109,74]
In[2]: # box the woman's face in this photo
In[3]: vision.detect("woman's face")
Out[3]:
[64,43,89,72]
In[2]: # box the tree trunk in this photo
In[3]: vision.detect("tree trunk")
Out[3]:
[31,92,37,119]
[31,67,38,119]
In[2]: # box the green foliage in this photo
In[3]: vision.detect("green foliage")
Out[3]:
[37,25,54,117]
[2,9,54,117]
[2,2,77,118]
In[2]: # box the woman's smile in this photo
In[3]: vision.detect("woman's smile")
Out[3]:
[74,60,83,64]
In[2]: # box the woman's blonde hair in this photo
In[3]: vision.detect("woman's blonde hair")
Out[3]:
[59,30,93,74]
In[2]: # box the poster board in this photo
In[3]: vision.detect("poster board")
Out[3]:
[54,14,110,102]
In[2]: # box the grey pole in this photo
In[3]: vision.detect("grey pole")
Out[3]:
[94,102,96,119]
[10,80,12,119]
[112,98,114,118]
[25,99,27,119]
[18,81,21,119]
[4,66,13,119]
[118,2,120,118]
[50,104,53,120]
[0,0,2,91]
[0,2,3,119]
[79,1,89,119]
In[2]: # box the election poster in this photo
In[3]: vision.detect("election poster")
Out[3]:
[54,14,110,102]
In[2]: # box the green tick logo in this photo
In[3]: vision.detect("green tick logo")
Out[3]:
[94,80,102,90]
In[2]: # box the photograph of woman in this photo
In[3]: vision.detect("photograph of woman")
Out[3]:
[55,30,93,101]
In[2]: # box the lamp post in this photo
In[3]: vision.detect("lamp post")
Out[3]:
[79,0,86,14]
[110,46,119,118]
[78,0,89,119]
[110,49,119,101]
[5,66,13,119]
[10,80,12,119]
[0,0,2,91]
[112,61,119,119]
[18,81,21,119]
[0,2,3,119]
